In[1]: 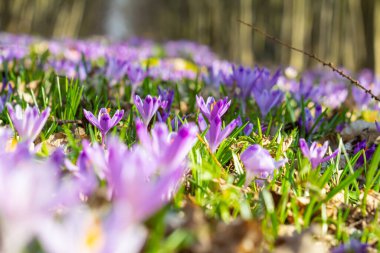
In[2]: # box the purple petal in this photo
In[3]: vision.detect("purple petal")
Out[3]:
[83,109,101,129]
[320,148,339,164]
[98,108,108,122]
[207,116,222,152]
[243,123,253,136]
[218,119,238,143]
[99,111,112,134]
[198,114,208,132]
[136,119,150,145]
[30,107,50,141]
[299,138,310,158]
[316,141,329,160]
[161,123,198,168]
[110,109,124,128]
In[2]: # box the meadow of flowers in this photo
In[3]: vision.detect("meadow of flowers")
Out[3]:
[0,33,379,253]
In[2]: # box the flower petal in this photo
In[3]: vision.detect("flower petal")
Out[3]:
[83,109,101,129]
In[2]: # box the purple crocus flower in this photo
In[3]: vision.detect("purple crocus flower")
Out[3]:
[106,134,196,221]
[241,144,287,186]
[127,64,147,89]
[243,122,254,136]
[299,138,339,169]
[206,116,239,153]
[110,147,186,222]
[353,140,376,168]
[376,121,380,132]
[105,57,129,86]
[289,75,320,102]
[253,89,284,117]
[318,77,348,109]
[48,148,66,170]
[249,67,284,117]
[300,108,313,133]
[231,65,260,100]
[38,202,147,253]
[236,116,253,136]
[202,61,233,88]
[253,67,281,93]
[352,69,380,110]
[83,107,124,145]
[0,153,82,253]
[77,140,108,179]
[134,95,167,126]
[157,87,174,122]
[196,95,231,122]
[136,119,198,171]
[331,239,368,253]
[67,141,103,196]
[335,123,346,133]
[0,160,58,253]
[221,70,235,87]
[103,121,197,201]
[298,104,322,134]
[6,103,50,143]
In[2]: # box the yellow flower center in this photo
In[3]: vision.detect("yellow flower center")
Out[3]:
[5,138,18,152]
[210,101,217,111]
[82,218,104,252]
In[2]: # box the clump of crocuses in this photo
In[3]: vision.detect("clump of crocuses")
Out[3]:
[299,138,339,169]
[241,144,287,186]
[83,107,124,145]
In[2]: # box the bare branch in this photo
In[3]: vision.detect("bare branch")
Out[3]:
[238,19,380,103]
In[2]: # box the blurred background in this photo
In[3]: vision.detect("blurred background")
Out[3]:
[0,0,379,73]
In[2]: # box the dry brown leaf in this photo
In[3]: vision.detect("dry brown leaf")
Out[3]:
[180,101,188,113]
[179,201,263,253]
[360,190,380,213]
[326,192,345,219]
[74,126,87,139]
[273,226,329,253]
[27,80,40,90]
[212,220,263,253]
[282,136,294,152]
[45,132,68,151]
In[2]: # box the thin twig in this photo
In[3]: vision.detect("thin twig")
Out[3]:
[238,19,380,102]
[54,119,83,125]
